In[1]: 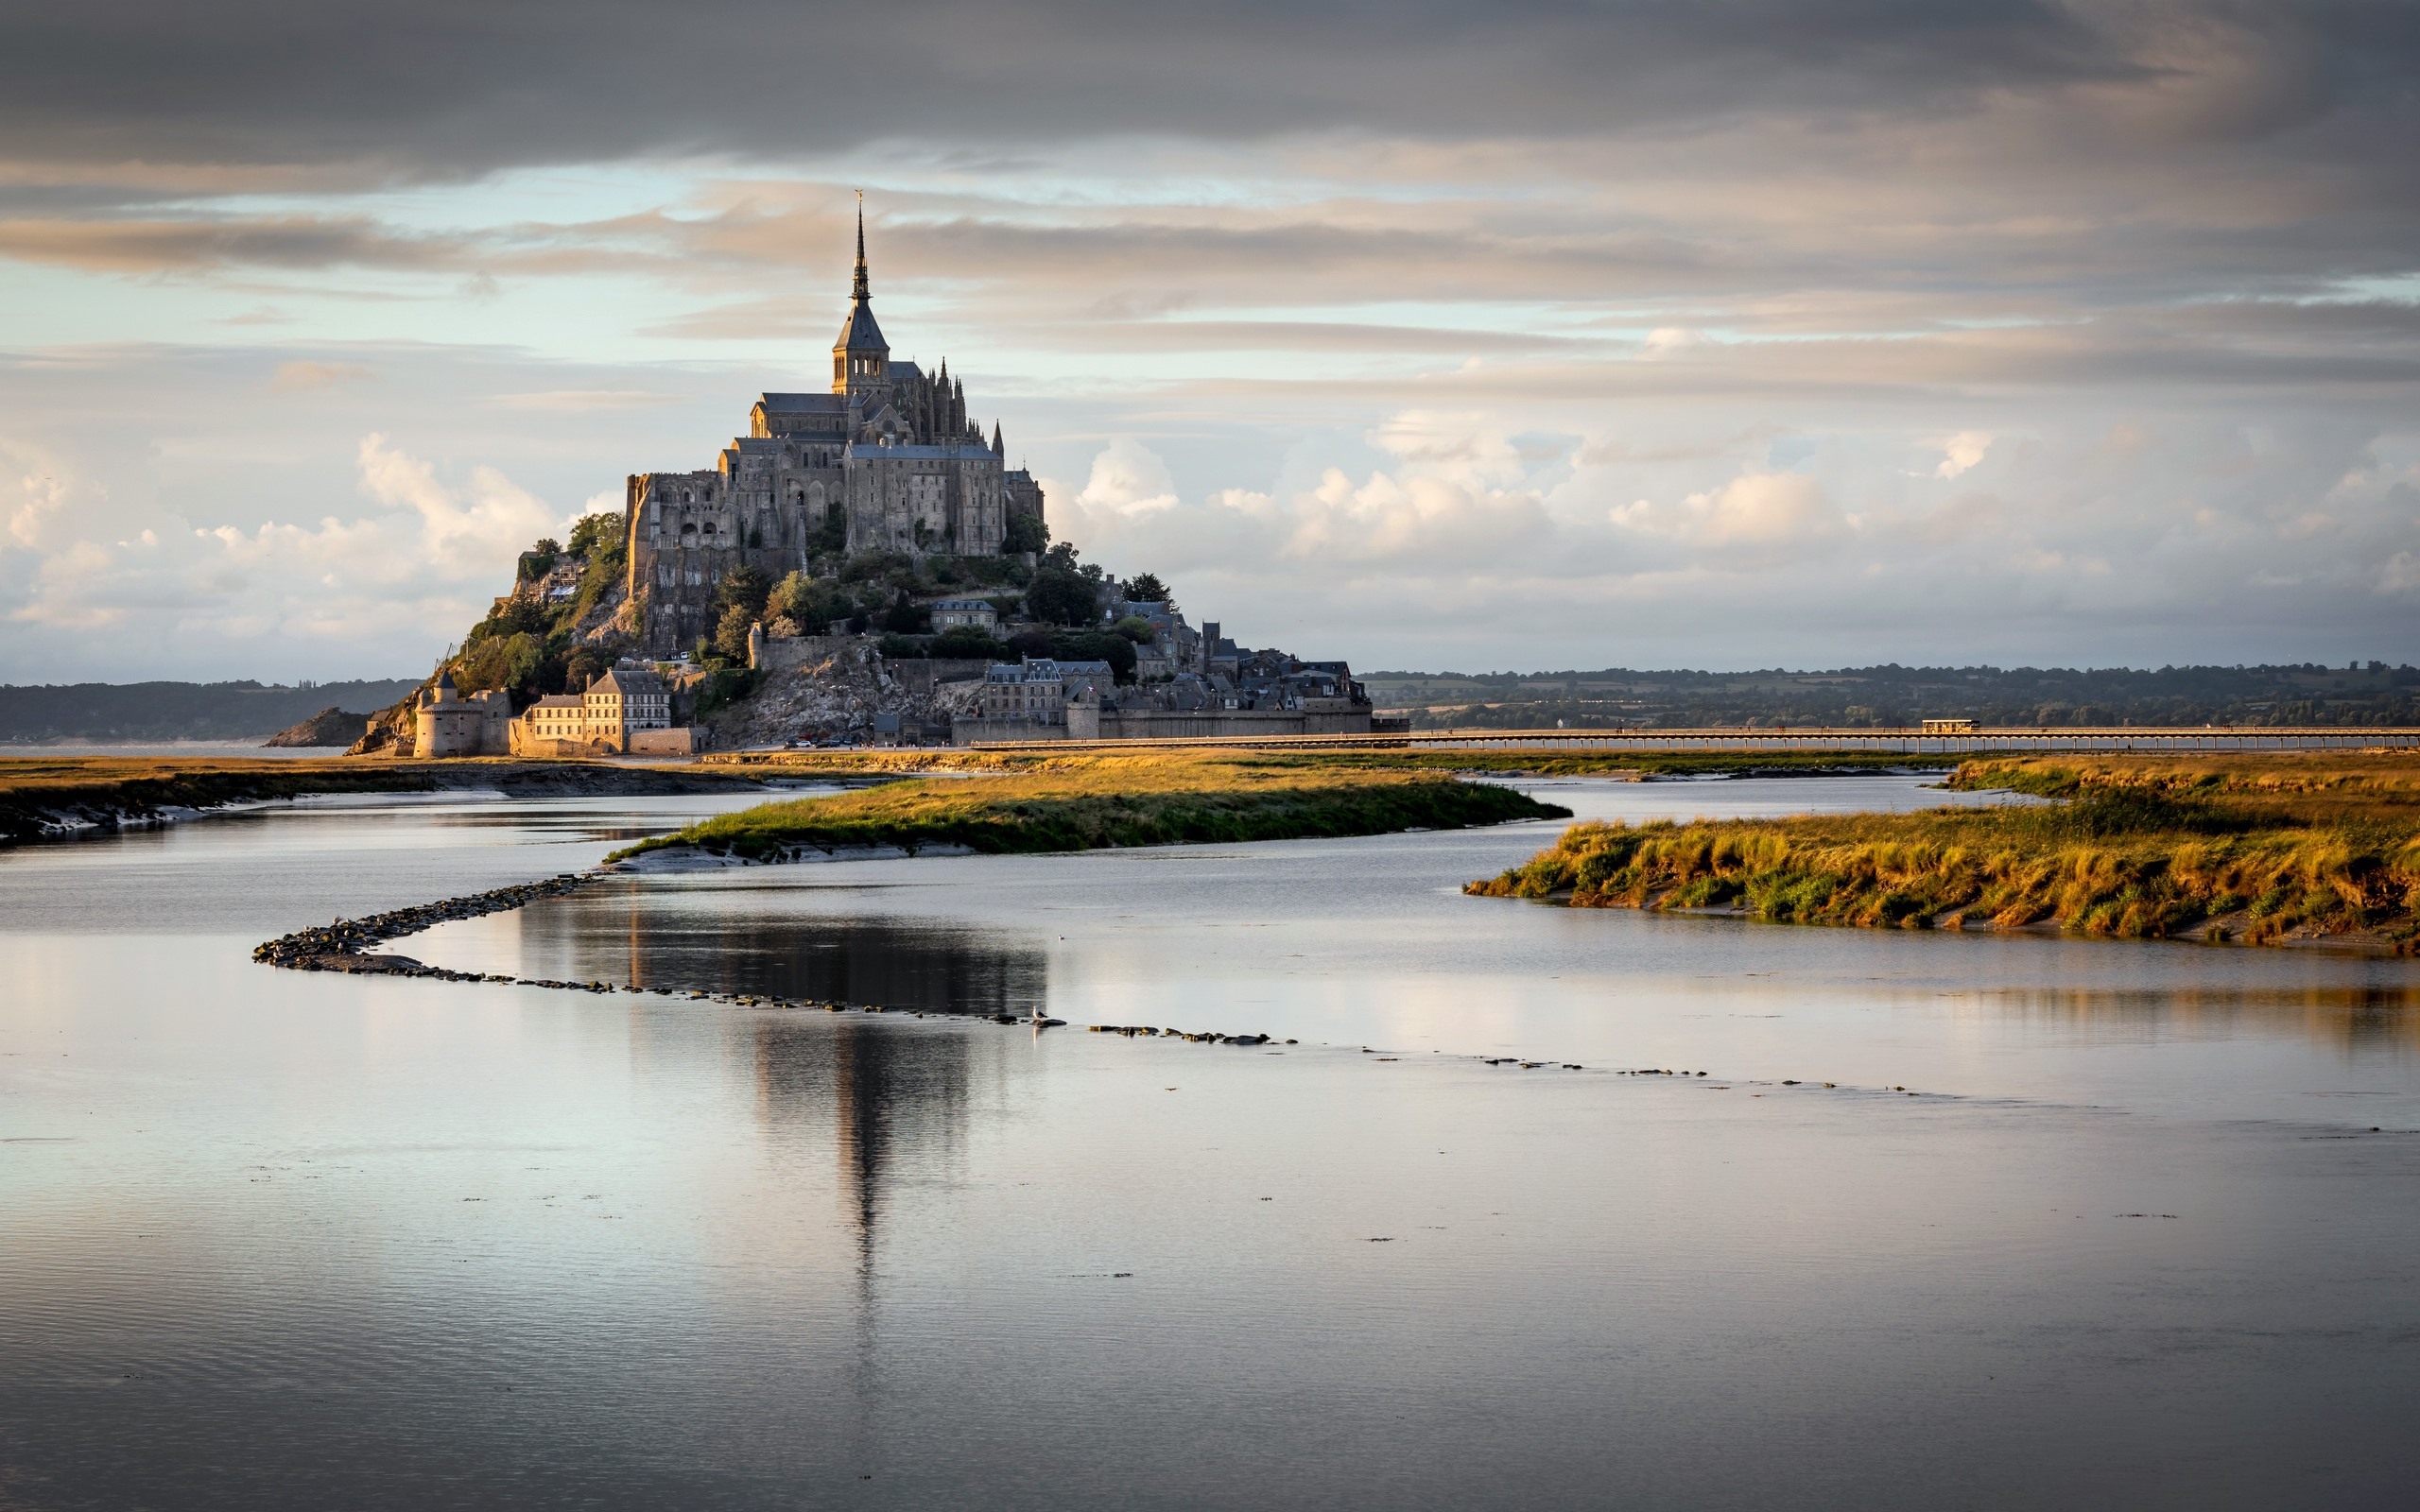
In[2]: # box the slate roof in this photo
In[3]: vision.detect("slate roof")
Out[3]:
[835,298,888,352]
[590,668,666,696]
[844,442,998,460]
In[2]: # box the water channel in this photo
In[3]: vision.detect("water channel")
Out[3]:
[3,776,2415,1508]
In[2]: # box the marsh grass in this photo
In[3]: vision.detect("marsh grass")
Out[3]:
[615,752,1568,861]
[706,747,1961,781]
[1470,752,2420,951]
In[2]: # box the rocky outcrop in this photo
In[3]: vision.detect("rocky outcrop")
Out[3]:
[710,640,982,747]
[348,679,433,755]
[265,707,372,747]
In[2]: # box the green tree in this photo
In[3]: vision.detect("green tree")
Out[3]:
[456,630,546,697]
[562,647,608,693]
[1051,629,1137,683]
[1002,510,1048,555]
[881,590,929,634]
[1027,566,1098,627]
[811,502,848,557]
[1124,572,1171,608]
[768,571,859,633]
[1113,614,1157,644]
[713,603,757,662]
[931,625,1011,661]
[567,513,622,560]
[716,565,770,624]
[1042,541,1100,581]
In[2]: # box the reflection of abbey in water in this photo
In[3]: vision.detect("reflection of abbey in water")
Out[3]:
[754,1016,974,1263]
[534,885,1052,1018]
[624,201,1046,658]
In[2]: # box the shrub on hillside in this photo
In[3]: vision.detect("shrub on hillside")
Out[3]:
[931,626,1012,661]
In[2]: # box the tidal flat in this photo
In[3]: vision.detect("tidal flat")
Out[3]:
[4,776,2418,1510]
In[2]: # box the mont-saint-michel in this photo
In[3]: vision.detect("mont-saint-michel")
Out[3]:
[626,203,1047,661]
[350,207,1381,759]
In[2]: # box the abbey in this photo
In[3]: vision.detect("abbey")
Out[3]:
[624,204,1045,657]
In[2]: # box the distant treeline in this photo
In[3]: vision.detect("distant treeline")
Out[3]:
[0,680,423,744]
[1360,662,2420,730]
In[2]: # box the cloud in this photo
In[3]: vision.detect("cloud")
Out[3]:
[0,423,577,675]
[1,437,89,551]
[490,389,682,412]
[270,360,373,391]
[354,433,559,576]
[0,215,465,273]
[1611,471,1839,547]
[1060,426,1552,575]
[3,1,2409,178]
[1073,437,1179,519]
[0,3,2414,678]
[1933,431,1993,479]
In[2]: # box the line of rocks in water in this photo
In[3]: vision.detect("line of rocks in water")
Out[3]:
[1089,1024,1288,1045]
[253,887,1989,1094]
[252,874,598,974]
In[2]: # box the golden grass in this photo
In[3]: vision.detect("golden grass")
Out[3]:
[617,750,1567,861]
[1469,752,2420,952]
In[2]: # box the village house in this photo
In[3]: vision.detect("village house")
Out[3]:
[507,666,696,755]
[974,657,1115,730]
[930,597,1000,633]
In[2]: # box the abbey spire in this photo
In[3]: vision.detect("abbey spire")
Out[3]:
[831,190,890,396]
[851,190,870,302]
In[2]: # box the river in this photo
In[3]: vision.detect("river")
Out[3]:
[3,776,2415,1509]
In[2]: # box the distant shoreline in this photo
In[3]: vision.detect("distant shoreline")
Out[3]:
[0,755,769,848]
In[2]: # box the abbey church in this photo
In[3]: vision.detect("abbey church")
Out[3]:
[624,204,1046,657]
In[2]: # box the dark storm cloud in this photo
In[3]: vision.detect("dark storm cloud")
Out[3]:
[0,1,2410,176]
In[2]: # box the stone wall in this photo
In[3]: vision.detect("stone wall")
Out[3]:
[627,727,706,755]
[885,658,992,695]
[951,717,1069,746]
[1062,705,1375,741]
[752,633,866,674]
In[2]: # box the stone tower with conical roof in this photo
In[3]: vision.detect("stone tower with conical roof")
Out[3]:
[832,193,890,399]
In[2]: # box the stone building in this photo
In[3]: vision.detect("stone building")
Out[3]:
[931,597,1000,633]
[509,667,681,755]
[962,657,1115,739]
[413,670,512,757]
[625,201,1047,657]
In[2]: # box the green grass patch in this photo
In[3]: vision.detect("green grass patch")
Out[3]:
[614,753,1568,862]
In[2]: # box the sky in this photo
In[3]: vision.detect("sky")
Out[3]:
[1,0,2416,682]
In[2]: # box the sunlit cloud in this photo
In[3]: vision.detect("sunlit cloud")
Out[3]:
[0,0,2412,675]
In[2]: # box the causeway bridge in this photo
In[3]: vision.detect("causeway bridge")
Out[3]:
[970,726,2420,757]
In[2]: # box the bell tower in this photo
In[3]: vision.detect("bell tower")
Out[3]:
[831,192,890,400]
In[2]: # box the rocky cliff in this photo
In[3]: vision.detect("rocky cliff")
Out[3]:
[265,707,372,747]
[709,640,982,748]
